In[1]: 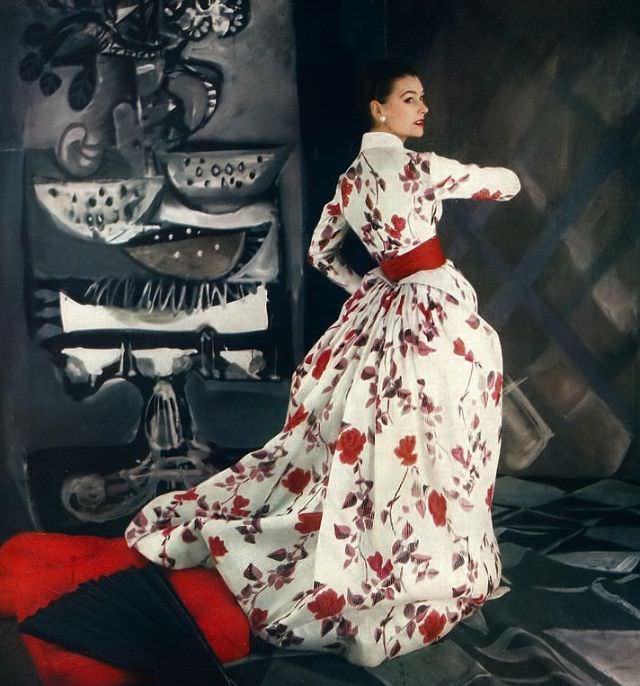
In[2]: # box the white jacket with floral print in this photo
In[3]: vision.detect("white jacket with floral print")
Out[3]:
[308,131,521,294]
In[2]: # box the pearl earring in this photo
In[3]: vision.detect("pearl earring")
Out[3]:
[380,115,386,123]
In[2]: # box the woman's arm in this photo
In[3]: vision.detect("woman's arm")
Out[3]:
[307,176,362,295]
[429,152,521,201]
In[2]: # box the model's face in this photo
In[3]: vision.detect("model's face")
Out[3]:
[369,75,428,142]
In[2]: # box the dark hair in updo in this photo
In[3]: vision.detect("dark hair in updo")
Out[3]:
[355,59,420,129]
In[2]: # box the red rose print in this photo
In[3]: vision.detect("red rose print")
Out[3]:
[367,551,393,579]
[405,162,419,180]
[453,338,466,356]
[208,536,228,559]
[471,188,502,201]
[231,495,250,516]
[452,337,474,361]
[174,488,199,502]
[451,445,470,468]
[417,301,433,324]
[336,428,366,465]
[340,177,353,207]
[394,435,418,466]
[491,372,503,405]
[132,511,148,527]
[418,610,447,643]
[250,608,269,630]
[327,202,341,217]
[311,349,332,379]
[307,588,346,619]
[381,289,395,313]
[295,511,323,534]
[388,214,406,239]
[428,490,447,526]
[485,484,494,509]
[283,404,308,432]
[465,314,480,329]
[282,467,311,494]
[471,188,491,200]
[181,528,198,543]
[391,215,405,231]
[400,160,420,191]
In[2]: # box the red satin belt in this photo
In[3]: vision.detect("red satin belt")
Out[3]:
[379,236,446,281]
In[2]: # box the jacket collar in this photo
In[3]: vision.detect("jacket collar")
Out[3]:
[359,131,406,152]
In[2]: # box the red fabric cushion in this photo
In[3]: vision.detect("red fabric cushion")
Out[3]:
[0,533,250,686]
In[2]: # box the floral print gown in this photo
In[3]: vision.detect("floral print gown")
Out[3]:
[126,131,521,667]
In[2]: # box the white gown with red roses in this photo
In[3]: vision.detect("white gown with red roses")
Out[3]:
[125,131,521,667]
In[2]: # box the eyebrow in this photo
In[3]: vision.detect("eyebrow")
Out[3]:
[400,90,425,97]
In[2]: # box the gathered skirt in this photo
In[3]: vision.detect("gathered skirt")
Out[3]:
[125,260,507,667]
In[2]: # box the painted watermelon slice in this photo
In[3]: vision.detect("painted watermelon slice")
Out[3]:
[33,177,163,242]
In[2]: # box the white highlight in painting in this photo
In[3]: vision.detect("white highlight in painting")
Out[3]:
[61,347,122,376]
[131,348,198,377]
[59,285,269,333]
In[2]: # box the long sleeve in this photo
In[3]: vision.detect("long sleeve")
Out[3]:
[307,176,362,295]
[430,152,521,201]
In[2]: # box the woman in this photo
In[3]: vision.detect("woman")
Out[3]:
[126,59,521,667]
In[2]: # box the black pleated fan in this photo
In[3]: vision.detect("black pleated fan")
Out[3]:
[19,564,238,686]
